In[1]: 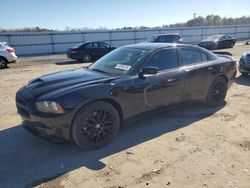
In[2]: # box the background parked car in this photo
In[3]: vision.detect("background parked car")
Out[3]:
[0,42,17,69]
[238,51,250,76]
[145,33,183,43]
[198,34,236,50]
[67,41,116,62]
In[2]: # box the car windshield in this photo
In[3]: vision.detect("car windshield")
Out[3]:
[145,36,157,42]
[89,48,149,75]
[206,35,221,40]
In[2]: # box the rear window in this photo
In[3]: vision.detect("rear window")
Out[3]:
[180,48,202,65]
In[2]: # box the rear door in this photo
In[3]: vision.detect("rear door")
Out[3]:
[135,48,185,108]
[91,42,103,58]
[179,47,215,100]
[98,42,111,56]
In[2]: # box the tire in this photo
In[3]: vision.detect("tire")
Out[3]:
[0,57,7,69]
[71,101,120,150]
[81,54,92,63]
[206,77,228,107]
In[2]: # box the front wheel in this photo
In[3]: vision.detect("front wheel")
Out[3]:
[206,77,228,106]
[71,101,120,150]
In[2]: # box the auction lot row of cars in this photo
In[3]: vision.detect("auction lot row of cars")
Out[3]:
[1,33,249,150]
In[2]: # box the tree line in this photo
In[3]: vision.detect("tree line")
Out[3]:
[1,15,250,32]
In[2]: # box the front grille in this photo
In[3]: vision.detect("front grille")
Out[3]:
[16,94,30,118]
[16,95,26,106]
[17,106,29,118]
[245,58,250,64]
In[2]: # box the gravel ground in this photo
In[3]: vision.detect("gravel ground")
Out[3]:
[0,43,249,188]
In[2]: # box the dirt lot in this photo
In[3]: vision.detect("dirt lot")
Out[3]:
[0,43,250,188]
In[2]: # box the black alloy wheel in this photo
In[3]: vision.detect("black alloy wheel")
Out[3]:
[206,77,228,106]
[72,101,120,150]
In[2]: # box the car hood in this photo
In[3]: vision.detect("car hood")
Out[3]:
[26,68,116,99]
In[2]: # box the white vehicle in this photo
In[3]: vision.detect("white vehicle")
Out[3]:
[0,42,17,69]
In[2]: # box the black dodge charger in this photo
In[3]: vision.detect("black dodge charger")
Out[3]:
[199,35,236,50]
[67,41,116,62]
[16,43,236,150]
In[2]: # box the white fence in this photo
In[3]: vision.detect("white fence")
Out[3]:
[0,25,250,56]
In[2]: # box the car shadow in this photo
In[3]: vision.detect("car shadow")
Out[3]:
[234,75,250,86]
[0,102,224,188]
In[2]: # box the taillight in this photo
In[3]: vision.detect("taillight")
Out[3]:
[7,48,14,53]
[70,49,78,54]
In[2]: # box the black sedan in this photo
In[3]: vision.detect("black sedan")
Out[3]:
[16,43,236,150]
[67,41,116,62]
[199,35,236,50]
[238,51,250,76]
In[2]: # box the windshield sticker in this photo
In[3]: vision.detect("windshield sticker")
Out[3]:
[115,64,131,71]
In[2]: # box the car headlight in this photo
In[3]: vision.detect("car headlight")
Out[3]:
[36,101,65,114]
[239,58,245,65]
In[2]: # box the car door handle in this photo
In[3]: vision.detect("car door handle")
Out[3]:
[168,78,176,82]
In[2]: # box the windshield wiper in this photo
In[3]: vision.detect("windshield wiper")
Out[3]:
[91,68,109,74]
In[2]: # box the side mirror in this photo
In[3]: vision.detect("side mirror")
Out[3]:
[139,66,158,77]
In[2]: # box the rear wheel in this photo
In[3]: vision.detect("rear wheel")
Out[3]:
[81,54,92,63]
[0,57,7,69]
[72,101,120,150]
[206,77,228,106]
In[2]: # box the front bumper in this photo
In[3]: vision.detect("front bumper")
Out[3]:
[20,113,73,141]
[16,87,73,141]
[239,63,250,73]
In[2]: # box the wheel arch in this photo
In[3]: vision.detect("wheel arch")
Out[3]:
[69,98,124,139]
[0,56,9,63]
[215,74,228,84]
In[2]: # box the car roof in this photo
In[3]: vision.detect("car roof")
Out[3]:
[153,33,180,37]
[121,43,195,50]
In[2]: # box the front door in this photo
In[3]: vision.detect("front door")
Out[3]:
[135,48,185,108]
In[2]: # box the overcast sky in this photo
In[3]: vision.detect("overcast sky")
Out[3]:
[1,0,249,30]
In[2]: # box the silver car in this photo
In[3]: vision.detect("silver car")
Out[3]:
[0,42,17,69]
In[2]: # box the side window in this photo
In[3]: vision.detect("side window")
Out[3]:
[99,42,110,48]
[93,43,99,48]
[180,48,202,65]
[84,43,93,48]
[201,52,208,61]
[158,36,166,42]
[145,49,179,71]
[221,36,227,40]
